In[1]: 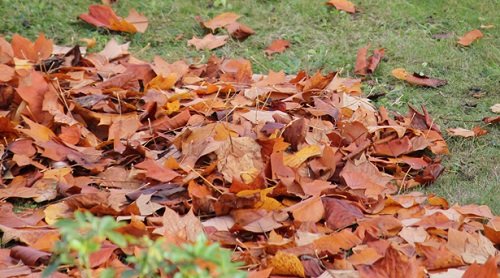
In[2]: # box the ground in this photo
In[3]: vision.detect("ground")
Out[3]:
[1,0,498,212]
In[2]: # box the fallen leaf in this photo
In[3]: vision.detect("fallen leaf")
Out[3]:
[326,0,356,13]
[201,12,240,31]
[462,256,498,278]
[392,68,447,87]
[490,104,500,113]
[458,29,483,46]
[447,127,474,137]
[188,34,229,50]
[269,251,305,277]
[265,39,290,56]
[79,5,148,33]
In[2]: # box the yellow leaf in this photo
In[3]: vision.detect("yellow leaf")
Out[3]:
[284,145,321,168]
[238,187,285,211]
[168,91,195,102]
[166,100,180,115]
[19,116,55,142]
[148,73,177,90]
[44,202,71,225]
[269,251,305,277]
[213,123,237,141]
[392,68,409,80]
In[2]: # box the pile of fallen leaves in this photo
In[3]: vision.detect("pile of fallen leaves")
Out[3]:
[0,26,498,278]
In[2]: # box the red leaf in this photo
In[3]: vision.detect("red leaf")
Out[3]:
[265,39,290,56]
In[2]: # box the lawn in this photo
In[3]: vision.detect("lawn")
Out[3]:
[1,0,498,212]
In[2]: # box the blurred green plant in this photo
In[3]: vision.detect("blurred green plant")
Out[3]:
[43,211,246,278]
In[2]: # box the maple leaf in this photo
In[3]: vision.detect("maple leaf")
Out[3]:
[187,34,229,50]
[79,5,148,33]
[265,39,290,56]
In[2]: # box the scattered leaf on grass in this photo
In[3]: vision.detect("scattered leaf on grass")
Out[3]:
[490,104,500,113]
[392,68,447,87]
[264,39,290,56]
[457,29,483,46]
[79,5,148,33]
[326,0,356,13]
[188,34,229,50]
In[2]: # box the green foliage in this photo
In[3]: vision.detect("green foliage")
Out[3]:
[44,212,127,278]
[44,211,246,278]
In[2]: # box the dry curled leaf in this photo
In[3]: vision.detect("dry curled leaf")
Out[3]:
[392,68,447,87]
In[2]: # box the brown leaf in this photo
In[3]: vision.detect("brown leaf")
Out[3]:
[358,245,425,278]
[10,246,50,266]
[323,198,364,230]
[313,229,361,255]
[153,208,204,242]
[188,34,229,50]
[11,33,53,61]
[134,159,179,182]
[265,39,290,56]
[326,0,356,13]
[458,29,483,46]
[225,22,255,40]
[392,68,447,87]
[288,196,325,223]
[201,12,241,31]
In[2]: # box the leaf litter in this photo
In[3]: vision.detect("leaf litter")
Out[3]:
[0,13,499,278]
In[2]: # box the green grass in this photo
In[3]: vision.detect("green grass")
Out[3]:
[1,0,499,212]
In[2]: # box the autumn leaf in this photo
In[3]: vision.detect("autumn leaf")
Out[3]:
[392,68,447,87]
[269,251,305,277]
[326,0,356,13]
[265,39,290,56]
[79,5,148,33]
[11,33,53,62]
[458,29,483,46]
[201,12,241,31]
[354,45,385,75]
[188,34,229,50]
[447,127,487,138]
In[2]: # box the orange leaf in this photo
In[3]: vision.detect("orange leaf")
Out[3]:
[12,33,53,62]
[202,12,241,31]
[326,0,356,13]
[288,196,325,223]
[188,34,229,50]
[264,39,290,56]
[462,256,498,278]
[79,5,147,33]
[392,68,447,87]
[458,29,483,46]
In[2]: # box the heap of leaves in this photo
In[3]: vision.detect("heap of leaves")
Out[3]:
[0,33,498,278]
